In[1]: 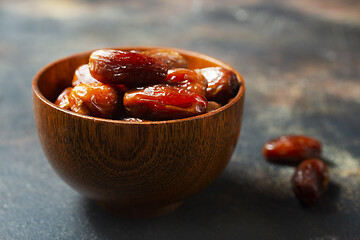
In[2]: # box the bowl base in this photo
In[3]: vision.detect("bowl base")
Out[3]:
[95,200,183,218]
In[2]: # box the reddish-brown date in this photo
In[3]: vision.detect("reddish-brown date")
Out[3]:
[123,85,208,120]
[262,135,322,165]
[206,101,222,112]
[292,158,329,205]
[55,87,72,110]
[72,64,99,86]
[142,49,188,69]
[165,68,207,96]
[197,67,240,104]
[68,82,124,118]
[89,49,168,86]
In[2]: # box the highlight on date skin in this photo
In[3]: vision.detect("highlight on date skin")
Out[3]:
[55,48,241,121]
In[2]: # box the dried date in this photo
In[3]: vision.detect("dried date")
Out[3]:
[165,68,207,96]
[197,67,240,104]
[292,158,329,205]
[55,87,72,110]
[72,64,99,86]
[123,85,207,120]
[68,82,124,118]
[142,49,188,69]
[262,135,322,165]
[89,49,168,86]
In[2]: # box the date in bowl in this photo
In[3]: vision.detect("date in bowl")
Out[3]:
[32,46,245,217]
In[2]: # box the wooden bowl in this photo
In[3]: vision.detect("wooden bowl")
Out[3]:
[32,46,245,217]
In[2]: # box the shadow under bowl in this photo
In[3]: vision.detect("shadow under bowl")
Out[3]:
[32,46,245,218]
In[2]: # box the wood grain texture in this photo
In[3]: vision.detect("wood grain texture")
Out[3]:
[32,47,245,217]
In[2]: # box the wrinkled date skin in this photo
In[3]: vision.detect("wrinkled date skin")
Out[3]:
[89,49,168,86]
[55,87,72,110]
[165,68,207,96]
[72,64,99,87]
[142,49,188,69]
[123,85,207,120]
[292,158,329,205]
[197,67,240,104]
[68,82,124,118]
[263,135,322,165]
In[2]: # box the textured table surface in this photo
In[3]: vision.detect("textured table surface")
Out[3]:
[1,0,359,239]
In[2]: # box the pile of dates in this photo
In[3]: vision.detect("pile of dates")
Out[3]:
[263,135,329,205]
[55,49,240,121]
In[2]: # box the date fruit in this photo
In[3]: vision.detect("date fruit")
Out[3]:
[142,49,188,69]
[55,87,72,110]
[197,67,240,104]
[123,85,207,120]
[72,64,99,86]
[89,49,168,86]
[165,68,207,96]
[263,135,322,165]
[68,82,124,118]
[292,158,329,205]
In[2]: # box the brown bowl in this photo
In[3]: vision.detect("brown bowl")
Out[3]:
[32,46,245,217]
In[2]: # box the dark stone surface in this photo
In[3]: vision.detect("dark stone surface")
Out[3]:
[0,0,359,239]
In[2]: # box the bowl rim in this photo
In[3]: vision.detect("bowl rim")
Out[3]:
[32,46,245,125]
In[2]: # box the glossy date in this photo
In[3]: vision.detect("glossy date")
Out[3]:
[68,82,124,118]
[165,68,207,96]
[89,49,168,86]
[197,67,240,104]
[55,87,72,110]
[123,85,207,120]
[142,49,188,69]
[292,158,329,205]
[72,64,99,86]
[262,135,322,165]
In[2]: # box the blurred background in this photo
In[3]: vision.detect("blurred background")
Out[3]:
[1,0,359,239]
